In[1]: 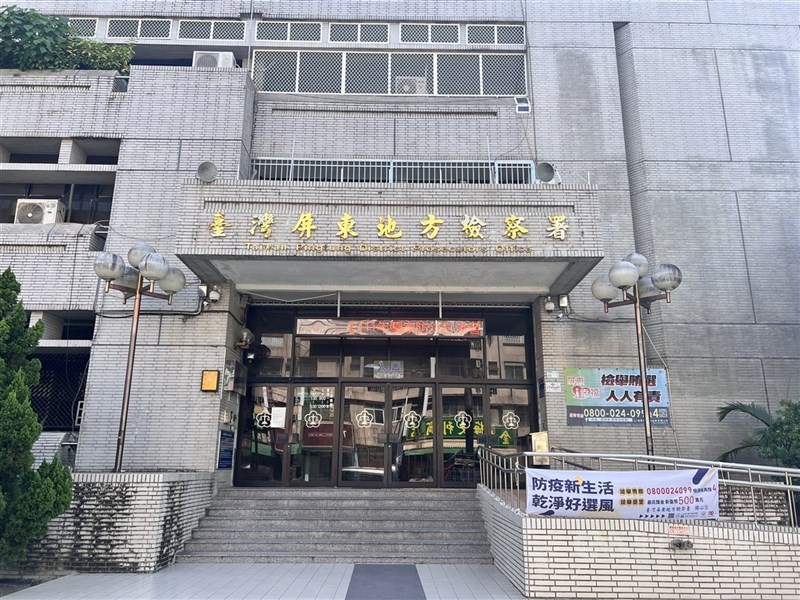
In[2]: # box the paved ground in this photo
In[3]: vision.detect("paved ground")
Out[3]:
[3,562,526,600]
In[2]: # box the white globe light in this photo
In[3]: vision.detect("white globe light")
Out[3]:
[157,267,186,294]
[624,252,649,277]
[591,276,618,302]
[608,261,640,289]
[139,252,170,281]
[637,276,662,299]
[128,243,156,268]
[93,252,125,281]
[651,264,683,291]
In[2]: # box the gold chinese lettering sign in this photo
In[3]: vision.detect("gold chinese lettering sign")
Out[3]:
[296,318,484,338]
[207,209,572,250]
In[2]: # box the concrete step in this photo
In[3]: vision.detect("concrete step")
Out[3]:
[205,507,482,519]
[194,517,486,531]
[191,528,486,541]
[176,551,494,564]
[182,540,491,554]
[215,488,477,499]
[212,498,480,510]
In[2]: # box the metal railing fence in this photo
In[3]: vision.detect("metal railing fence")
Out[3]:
[250,157,535,184]
[478,447,800,527]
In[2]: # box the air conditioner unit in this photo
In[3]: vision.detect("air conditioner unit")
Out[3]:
[192,51,236,68]
[394,76,427,95]
[14,199,65,225]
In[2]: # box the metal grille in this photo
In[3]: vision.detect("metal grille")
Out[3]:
[467,25,494,44]
[256,21,288,41]
[290,22,322,41]
[298,52,341,93]
[253,50,524,96]
[437,54,480,95]
[431,24,459,43]
[361,24,389,43]
[140,19,171,38]
[330,23,358,42]
[345,53,389,94]
[497,25,525,44]
[107,19,138,38]
[251,158,534,184]
[30,353,88,431]
[252,51,297,92]
[69,18,97,37]
[482,54,526,95]
[179,20,212,39]
[400,24,429,43]
[212,21,245,40]
[391,53,433,94]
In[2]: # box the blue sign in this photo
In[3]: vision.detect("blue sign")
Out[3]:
[217,430,234,469]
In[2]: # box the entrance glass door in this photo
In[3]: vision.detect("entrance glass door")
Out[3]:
[389,385,435,485]
[340,385,386,484]
[289,385,336,484]
[440,386,484,486]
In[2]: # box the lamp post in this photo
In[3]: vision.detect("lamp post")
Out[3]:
[94,243,186,472]
[590,253,682,457]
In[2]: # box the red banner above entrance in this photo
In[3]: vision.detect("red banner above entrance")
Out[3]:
[296,318,484,338]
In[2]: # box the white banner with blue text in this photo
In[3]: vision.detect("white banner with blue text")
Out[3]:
[525,468,719,520]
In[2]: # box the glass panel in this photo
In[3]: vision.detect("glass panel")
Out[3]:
[437,54,481,95]
[257,22,288,41]
[438,339,481,379]
[467,25,494,44]
[330,23,358,42]
[361,24,389,43]
[342,339,388,378]
[289,386,335,483]
[441,387,483,484]
[237,385,289,483]
[212,21,245,40]
[391,54,434,95]
[431,24,459,44]
[345,53,389,94]
[140,20,170,38]
[401,24,429,43]
[489,387,530,452]
[390,386,435,483]
[253,51,297,93]
[298,52,342,93]
[391,339,434,379]
[290,22,322,41]
[341,386,386,482]
[179,21,211,39]
[295,338,340,377]
[482,54,527,96]
[108,19,139,38]
[497,25,525,45]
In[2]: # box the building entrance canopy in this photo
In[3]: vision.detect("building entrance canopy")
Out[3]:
[176,182,603,302]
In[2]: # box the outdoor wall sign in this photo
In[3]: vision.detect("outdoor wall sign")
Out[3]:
[525,467,719,520]
[296,318,484,338]
[217,431,234,469]
[206,209,571,256]
[564,367,671,427]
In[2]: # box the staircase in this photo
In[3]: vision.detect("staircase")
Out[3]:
[177,487,493,564]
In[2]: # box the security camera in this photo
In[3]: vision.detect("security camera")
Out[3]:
[208,288,221,303]
[670,538,693,550]
[544,296,555,313]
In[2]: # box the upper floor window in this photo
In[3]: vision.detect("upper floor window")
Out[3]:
[400,23,459,44]
[330,23,389,43]
[467,24,525,45]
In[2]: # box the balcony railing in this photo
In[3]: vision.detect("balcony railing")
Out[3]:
[478,447,800,527]
[250,157,536,185]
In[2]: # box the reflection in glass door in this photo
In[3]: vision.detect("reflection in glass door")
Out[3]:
[236,385,289,485]
[441,386,483,486]
[340,385,386,484]
[390,386,435,485]
[289,385,336,484]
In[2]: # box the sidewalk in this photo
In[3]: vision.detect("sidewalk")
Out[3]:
[3,562,526,600]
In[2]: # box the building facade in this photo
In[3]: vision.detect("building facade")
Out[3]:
[1,0,798,532]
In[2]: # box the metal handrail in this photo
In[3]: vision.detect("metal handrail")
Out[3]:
[478,447,800,527]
